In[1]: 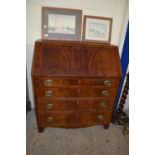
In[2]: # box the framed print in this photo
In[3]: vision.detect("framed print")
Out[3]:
[42,7,82,41]
[83,15,112,43]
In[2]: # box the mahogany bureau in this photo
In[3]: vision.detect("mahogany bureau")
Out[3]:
[32,40,122,132]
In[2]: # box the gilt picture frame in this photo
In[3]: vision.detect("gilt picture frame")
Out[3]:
[83,15,112,43]
[42,7,82,41]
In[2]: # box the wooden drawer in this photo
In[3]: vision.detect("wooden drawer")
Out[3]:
[38,78,118,87]
[79,87,117,97]
[39,78,78,87]
[37,98,115,112]
[36,87,77,98]
[38,111,112,127]
[38,112,67,126]
[80,79,117,87]
[36,87,117,98]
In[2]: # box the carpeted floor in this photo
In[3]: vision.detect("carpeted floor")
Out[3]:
[26,109,128,155]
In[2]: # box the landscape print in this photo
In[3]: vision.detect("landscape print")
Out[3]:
[48,14,76,34]
[88,22,106,38]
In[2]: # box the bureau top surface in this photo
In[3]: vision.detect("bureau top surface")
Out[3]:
[32,40,122,77]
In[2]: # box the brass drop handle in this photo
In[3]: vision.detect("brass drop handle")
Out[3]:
[102,90,110,96]
[76,101,80,104]
[47,117,53,123]
[78,80,81,85]
[44,79,54,86]
[45,90,54,97]
[104,80,111,86]
[46,103,53,110]
[100,102,107,108]
[97,115,104,121]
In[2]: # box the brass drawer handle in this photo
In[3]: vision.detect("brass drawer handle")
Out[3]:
[44,79,54,86]
[97,115,104,121]
[104,80,112,86]
[45,90,54,97]
[47,117,53,123]
[46,103,53,110]
[100,102,107,108]
[102,90,110,96]
[78,80,81,85]
[76,101,80,104]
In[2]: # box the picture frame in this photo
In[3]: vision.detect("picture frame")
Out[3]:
[42,7,82,41]
[83,15,113,43]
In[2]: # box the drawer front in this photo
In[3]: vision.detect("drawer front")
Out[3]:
[37,98,115,112]
[80,79,117,87]
[79,87,117,97]
[38,112,68,126]
[36,87,78,98]
[38,78,118,87]
[36,87,117,98]
[38,111,112,126]
[40,78,78,87]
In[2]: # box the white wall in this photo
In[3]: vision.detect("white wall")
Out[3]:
[26,0,129,108]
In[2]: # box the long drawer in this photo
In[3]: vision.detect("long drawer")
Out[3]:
[38,111,112,127]
[37,78,118,87]
[37,98,115,112]
[36,87,117,98]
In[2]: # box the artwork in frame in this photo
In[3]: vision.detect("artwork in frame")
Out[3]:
[83,15,113,43]
[42,7,82,41]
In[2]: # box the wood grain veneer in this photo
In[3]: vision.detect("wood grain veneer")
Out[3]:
[32,40,122,132]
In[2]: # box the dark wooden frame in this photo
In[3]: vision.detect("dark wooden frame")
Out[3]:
[83,15,112,43]
[42,7,82,41]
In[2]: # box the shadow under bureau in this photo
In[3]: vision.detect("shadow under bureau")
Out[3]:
[32,40,122,133]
